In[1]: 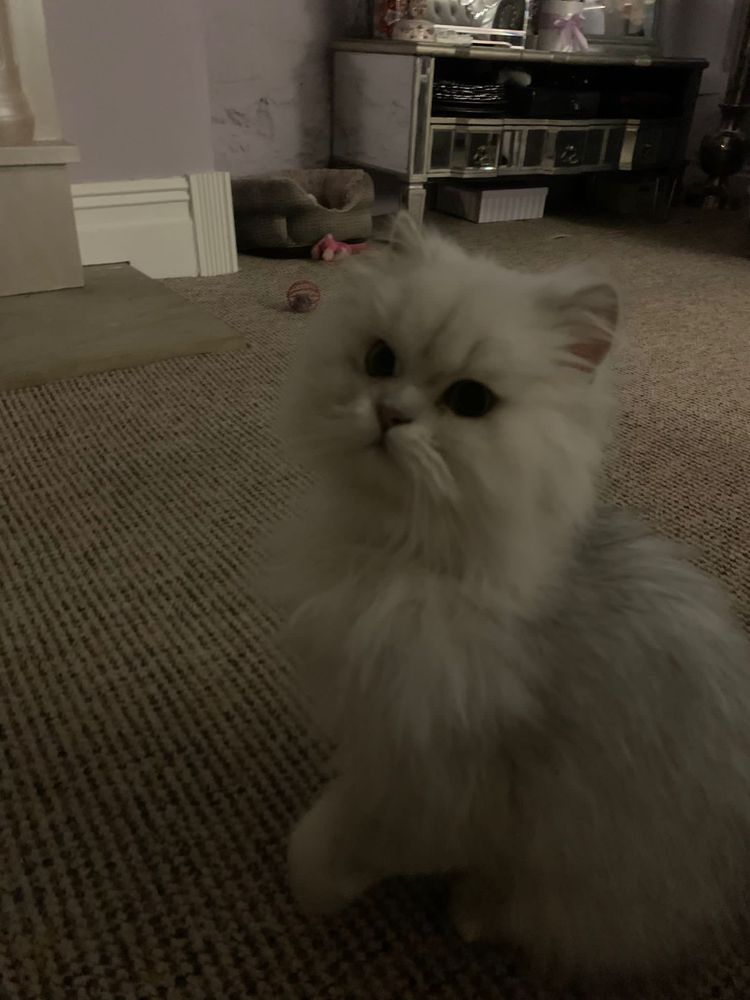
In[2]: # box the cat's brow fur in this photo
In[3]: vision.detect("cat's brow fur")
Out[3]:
[275,214,750,978]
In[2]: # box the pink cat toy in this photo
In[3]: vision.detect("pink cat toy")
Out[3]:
[311,233,369,263]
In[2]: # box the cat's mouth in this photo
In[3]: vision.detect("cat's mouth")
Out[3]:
[371,429,404,456]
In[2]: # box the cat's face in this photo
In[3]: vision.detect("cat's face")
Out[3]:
[283,216,618,554]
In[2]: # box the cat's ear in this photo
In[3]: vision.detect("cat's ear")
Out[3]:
[541,266,619,373]
[389,210,425,256]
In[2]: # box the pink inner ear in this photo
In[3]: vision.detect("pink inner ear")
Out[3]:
[565,337,611,373]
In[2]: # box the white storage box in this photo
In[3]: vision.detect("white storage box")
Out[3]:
[436,185,548,223]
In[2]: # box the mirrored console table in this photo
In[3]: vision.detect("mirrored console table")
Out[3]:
[332,39,707,222]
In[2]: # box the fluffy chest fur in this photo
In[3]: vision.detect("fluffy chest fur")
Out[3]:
[284,532,541,758]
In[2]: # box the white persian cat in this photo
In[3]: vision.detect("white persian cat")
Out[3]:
[276,213,750,977]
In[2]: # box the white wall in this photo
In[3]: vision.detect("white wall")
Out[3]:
[41,0,738,185]
[204,0,735,178]
[204,0,367,177]
[43,0,215,183]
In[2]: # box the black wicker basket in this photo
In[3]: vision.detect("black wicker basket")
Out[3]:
[433,79,510,117]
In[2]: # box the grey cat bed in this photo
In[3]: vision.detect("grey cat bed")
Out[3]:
[232,169,374,253]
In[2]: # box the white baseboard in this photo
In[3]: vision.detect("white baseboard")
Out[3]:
[189,171,238,276]
[71,171,238,279]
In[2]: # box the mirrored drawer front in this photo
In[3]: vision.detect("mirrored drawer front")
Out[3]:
[632,123,680,169]
[553,127,608,168]
[555,130,588,169]
[618,121,681,171]
[427,121,678,178]
[523,129,546,169]
[605,127,627,167]
[431,128,502,173]
[428,123,619,177]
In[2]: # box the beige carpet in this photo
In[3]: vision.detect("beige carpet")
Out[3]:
[0,263,243,391]
[1,211,749,1000]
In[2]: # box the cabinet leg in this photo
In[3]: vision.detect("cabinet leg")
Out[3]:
[402,183,426,225]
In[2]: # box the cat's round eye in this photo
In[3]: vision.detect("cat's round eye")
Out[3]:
[365,339,397,378]
[442,380,497,418]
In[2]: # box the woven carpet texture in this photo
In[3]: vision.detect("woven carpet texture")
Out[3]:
[1,212,749,999]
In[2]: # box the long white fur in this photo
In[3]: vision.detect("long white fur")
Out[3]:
[275,214,750,978]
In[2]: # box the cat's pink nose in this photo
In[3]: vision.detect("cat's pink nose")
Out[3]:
[376,403,411,434]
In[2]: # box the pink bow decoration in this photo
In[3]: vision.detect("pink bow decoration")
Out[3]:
[540,10,590,52]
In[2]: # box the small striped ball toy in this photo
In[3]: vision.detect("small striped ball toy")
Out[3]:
[287,279,321,313]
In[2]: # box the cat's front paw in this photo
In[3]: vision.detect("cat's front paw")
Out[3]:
[288,788,374,916]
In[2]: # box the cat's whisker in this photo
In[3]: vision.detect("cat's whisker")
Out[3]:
[409,442,459,508]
